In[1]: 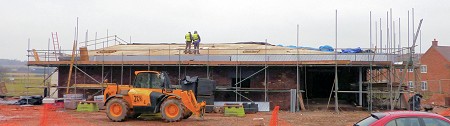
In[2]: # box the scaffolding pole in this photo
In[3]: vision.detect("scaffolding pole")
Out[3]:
[207,48,210,79]
[389,66,393,110]
[358,67,362,106]
[334,10,339,114]
[235,48,238,101]
[264,39,268,102]
[296,24,300,111]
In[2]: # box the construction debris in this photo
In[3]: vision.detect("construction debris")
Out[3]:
[15,95,43,105]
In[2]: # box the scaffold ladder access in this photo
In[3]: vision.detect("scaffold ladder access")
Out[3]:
[51,32,61,60]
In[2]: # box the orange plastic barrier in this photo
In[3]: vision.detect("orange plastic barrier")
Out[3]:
[269,106,280,126]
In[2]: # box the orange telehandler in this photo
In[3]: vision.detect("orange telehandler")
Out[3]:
[103,71,206,122]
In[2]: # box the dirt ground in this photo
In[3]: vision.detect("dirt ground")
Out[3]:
[0,104,378,126]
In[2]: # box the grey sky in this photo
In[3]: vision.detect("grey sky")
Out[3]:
[1,0,449,60]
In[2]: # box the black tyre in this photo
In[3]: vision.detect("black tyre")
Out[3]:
[160,98,184,122]
[106,98,129,122]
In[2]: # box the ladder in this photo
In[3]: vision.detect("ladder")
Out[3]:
[51,32,61,60]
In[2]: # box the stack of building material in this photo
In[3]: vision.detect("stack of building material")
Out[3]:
[242,102,258,114]
[196,78,216,113]
[42,98,63,110]
[181,76,198,96]
[64,94,84,109]
[93,95,105,110]
[182,77,216,112]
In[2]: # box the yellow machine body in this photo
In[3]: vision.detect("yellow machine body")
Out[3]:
[103,71,206,122]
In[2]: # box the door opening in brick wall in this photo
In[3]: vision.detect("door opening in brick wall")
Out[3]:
[306,70,334,98]
[303,67,361,107]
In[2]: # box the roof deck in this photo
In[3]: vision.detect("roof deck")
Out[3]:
[28,42,400,67]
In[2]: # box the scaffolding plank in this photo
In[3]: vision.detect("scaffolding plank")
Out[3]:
[73,83,116,89]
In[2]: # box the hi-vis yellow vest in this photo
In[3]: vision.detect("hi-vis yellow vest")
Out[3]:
[193,33,199,41]
[185,33,192,42]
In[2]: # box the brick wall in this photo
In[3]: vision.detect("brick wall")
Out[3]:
[404,45,450,106]
[58,66,296,110]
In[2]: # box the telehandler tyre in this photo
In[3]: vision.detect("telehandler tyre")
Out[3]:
[106,98,129,122]
[161,98,184,122]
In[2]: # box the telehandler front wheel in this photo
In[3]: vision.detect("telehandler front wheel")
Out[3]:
[161,98,184,122]
[106,98,129,122]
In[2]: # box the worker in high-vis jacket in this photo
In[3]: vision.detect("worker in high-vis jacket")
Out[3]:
[185,32,193,54]
[192,31,201,54]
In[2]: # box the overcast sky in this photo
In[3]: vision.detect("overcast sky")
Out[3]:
[1,0,449,60]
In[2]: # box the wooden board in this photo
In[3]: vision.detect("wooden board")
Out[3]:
[28,60,352,66]
[66,41,77,93]
[32,49,40,62]
[298,92,306,110]
[73,83,117,89]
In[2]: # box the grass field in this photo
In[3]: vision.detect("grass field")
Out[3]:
[2,73,46,96]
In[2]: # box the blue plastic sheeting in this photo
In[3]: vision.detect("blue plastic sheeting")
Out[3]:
[341,47,363,53]
[319,45,334,52]
[299,46,319,50]
[284,45,320,50]
[286,45,297,48]
[276,44,333,52]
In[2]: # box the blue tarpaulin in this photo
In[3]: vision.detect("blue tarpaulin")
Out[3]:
[286,45,298,48]
[277,44,335,52]
[319,45,334,52]
[341,47,362,53]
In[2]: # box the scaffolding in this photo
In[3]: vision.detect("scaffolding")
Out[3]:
[23,9,427,113]
[26,33,408,112]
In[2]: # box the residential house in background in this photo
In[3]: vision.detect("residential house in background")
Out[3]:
[406,39,450,106]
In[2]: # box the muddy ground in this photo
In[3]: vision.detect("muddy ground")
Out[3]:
[0,104,379,126]
[2,104,449,126]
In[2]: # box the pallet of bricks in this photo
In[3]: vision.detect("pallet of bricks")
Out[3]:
[93,95,105,110]
[64,94,84,109]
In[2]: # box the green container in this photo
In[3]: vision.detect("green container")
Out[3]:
[76,102,99,112]
[224,105,245,117]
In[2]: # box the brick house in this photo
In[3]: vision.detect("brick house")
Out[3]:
[406,39,450,106]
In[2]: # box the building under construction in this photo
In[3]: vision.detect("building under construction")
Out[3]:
[27,34,421,111]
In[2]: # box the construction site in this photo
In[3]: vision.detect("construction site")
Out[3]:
[27,36,410,110]
[2,5,450,126]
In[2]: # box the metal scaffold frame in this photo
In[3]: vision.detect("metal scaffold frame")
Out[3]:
[26,36,402,112]
[23,9,425,112]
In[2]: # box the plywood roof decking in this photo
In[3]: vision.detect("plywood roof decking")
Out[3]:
[28,60,352,66]
[28,43,395,66]
[89,43,330,56]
